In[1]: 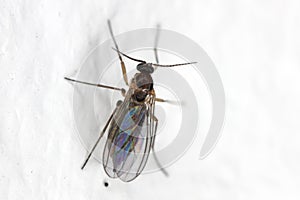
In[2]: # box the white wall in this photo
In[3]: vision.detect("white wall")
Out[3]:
[0,0,299,199]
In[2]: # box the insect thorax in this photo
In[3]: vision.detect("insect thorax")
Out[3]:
[131,72,154,102]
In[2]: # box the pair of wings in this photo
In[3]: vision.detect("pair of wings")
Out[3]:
[102,89,157,182]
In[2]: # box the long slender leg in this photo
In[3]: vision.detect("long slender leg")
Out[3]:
[155,97,180,105]
[150,113,169,177]
[107,20,129,86]
[81,103,120,170]
[153,24,161,70]
[65,77,126,96]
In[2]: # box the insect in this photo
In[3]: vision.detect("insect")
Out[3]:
[65,20,196,182]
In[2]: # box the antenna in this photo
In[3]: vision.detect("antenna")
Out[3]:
[112,48,197,67]
[152,62,197,67]
[112,48,146,63]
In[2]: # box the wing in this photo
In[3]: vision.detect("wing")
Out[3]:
[102,93,156,182]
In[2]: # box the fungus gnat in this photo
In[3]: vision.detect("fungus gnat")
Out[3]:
[65,20,196,182]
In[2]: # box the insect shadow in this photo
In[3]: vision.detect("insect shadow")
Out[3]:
[65,20,196,182]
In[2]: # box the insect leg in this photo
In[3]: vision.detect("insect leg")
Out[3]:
[153,24,161,68]
[65,77,126,96]
[107,20,129,86]
[155,97,169,102]
[81,101,121,170]
[150,114,169,177]
[155,97,180,105]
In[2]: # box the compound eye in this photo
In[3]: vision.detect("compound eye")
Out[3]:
[137,63,154,74]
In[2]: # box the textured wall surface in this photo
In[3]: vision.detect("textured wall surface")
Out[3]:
[1,0,300,199]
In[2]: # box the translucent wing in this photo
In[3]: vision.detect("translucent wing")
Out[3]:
[102,92,155,182]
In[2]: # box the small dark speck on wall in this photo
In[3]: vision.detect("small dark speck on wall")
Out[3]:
[104,181,109,187]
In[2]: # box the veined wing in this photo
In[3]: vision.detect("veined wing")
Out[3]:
[102,93,156,182]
